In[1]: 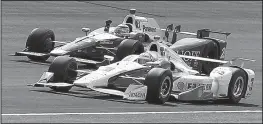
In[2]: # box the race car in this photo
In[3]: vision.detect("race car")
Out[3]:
[10,9,175,66]
[28,39,256,104]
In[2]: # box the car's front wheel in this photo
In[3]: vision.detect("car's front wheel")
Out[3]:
[26,28,55,61]
[48,56,78,92]
[145,68,173,104]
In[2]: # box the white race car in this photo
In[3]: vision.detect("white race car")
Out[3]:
[28,39,256,104]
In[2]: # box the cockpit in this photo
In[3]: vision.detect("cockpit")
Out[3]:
[122,9,148,33]
[122,52,156,65]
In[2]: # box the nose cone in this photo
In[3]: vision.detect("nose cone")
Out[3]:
[50,49,69,56]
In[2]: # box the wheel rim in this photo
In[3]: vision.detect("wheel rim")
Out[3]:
[232,76,244,97]
[160,76,171,98]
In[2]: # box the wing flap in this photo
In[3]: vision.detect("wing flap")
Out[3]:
[11,51,49,57]
[89,87,124,96]
[73,57,102,65]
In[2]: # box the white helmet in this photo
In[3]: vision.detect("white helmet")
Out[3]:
[137,52,153,64]
[114,24,129,37]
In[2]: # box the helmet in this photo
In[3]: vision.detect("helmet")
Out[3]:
[114,24,129,37]
[137,52,153,64]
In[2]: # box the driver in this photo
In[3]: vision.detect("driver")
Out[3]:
[137,51,158,64]
[114,24,130,37]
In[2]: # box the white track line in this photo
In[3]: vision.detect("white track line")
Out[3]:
[2,110,262,116]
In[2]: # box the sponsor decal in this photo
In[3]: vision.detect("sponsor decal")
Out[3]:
[99,40,114,45]
[216,70,225,75]
[143,25,156,32]
[187,83,212,91]
[177,82,185,91]
[175,50,201,61]
[129,92,146,98]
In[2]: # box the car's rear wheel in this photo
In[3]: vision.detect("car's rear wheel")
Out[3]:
[145,68,173,104]
[26,28,55,61]
[48,56,78,92]
[227,69,247,104]
[115,39,144,61]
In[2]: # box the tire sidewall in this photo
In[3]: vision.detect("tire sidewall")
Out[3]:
[26,29,55,53]
[228,69,247,103]
[145,68,173,104]
[116,39,144,61]
[26,28,55,61]
[48,56,78,83]
[158,74,172,100]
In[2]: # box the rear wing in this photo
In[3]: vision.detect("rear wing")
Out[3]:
[174,25,231,39]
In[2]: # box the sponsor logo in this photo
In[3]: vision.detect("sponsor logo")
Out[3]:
[143,25,156,32]
[129,92,146,98]
[177,82,185,91]
[99,40,114,45]
[215,70,225,75]
[187,83,212,91]
[175,50,201,61]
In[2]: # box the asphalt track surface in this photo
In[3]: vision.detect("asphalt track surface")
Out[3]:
[2,1,262,123]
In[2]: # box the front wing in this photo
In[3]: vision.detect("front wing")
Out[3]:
[28,72,148,101]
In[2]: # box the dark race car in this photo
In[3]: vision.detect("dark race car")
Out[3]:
[10,9,175,67]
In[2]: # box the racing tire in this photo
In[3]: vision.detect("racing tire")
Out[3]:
[145,68,173,104]
[115,39,144,61]
[48,56,78,92]
[201,42,219,74]
[227,69,247,104]
[26,28,55,61]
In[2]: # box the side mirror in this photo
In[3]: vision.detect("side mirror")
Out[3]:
[81,28,91,36]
